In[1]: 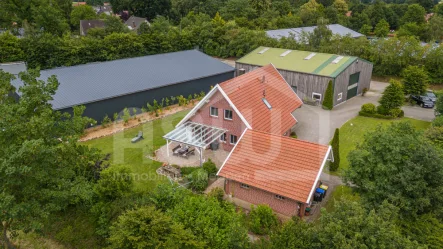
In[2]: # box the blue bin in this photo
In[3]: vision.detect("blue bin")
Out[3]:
[316,188,326,198]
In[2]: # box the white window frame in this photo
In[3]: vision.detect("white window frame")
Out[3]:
[275,195,285,200]
[337,92,343,101]
[240,183,250,189]
[312,92,322,100]
[224,109,233,120]
[230,134,238,145]
[220,133,226,143]
[210,106,218,117]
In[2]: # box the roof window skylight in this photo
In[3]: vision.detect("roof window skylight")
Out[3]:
[304,53,317,60]
[258,48,270,54]
[262,98,272,109]
[332,56,344,64]
[280,50,292,57]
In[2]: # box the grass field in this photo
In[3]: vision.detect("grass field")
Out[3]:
[323,186,360,213]
[83,110,189,192]
[326,116,431,176]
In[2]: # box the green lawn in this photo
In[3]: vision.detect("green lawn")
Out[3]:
[326,116,431,176]
[323,186,360,213]
[83,110,189,192]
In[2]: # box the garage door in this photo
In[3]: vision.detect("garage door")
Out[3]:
[347,72,360,100]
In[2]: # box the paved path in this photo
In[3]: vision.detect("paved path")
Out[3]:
[292,81,435,144]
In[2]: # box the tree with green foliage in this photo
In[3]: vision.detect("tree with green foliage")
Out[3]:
[436,94,443,116]
[94,166,133,201]
[401,65,429,96]
[108,206,204,249]
[207,188,225,203]
[400,213,443,248]
[427,15,443,42]
[70,5,97,27]
[397,22,423,39]
[322,80,334,110]
[299,0,324,26]
[249,204,279,235]
[329,128,340,171]
[202,159,217,176]
[269,217,315,249]
[170,195,250,248]
[379,79,404,112]
[308,18,333,49]
[424,126,443,150]
[248,0,271,15]
[401,4,426,25]
[374,19,390,37]
[104,16,130,34]
[110,0,172,21]
[317,199,417,248]
[0,70,101,248]
[345,122,443,216]
[33,3,70,36]
[0,32,24,63]
[332,0,348,14]
[187,168,209,192]
[359,24,372,36]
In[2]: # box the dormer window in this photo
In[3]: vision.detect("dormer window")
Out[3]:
[210,106,218,117]
[224,109,233,120]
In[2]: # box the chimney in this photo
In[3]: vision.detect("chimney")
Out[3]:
[261,75,265,83]
[133,21,136,28]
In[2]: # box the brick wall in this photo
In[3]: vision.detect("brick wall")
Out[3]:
[225,179,301,217]
[190,90,247,151]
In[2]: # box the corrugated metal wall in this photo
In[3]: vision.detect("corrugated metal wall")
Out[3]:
[59,71,235,123]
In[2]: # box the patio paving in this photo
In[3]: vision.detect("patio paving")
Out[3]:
[155,141,229,168]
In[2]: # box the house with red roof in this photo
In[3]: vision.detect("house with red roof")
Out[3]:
[163,64,333,217]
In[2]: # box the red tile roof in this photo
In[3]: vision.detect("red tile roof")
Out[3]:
[219,64,302,135]
[218,129,330,203]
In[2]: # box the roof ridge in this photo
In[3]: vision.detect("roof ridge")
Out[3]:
[247,129,329,148]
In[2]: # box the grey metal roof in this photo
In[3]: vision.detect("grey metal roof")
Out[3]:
[12,50,235,110]
[0,62,27,75]
[266,24,364,41]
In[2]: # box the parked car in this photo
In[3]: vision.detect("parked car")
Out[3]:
[425,91,437,103]
[411,95,435,108]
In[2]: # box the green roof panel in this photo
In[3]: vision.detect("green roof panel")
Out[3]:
[237,47,357,78]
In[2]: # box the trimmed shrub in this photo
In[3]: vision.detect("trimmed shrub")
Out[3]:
[389,108,402,118]
[187,168,209,192]
[361,103,376,114]
[379,79,404,111]
[202,159,217,176]
[249,204,279,235]
[322,80,334,110]
[376,105,389,115]
[329,128,340,172]
[359,111,397,119]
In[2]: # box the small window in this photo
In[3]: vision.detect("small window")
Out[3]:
[240,183,250,189]
[230,134,238,144]
[275,195,285,200]
[337,92,343,101]
[291,85,297,93]
[224,109,233,120]
[210,106,218,117]
[220,133,226,142]
[312,93,322,100]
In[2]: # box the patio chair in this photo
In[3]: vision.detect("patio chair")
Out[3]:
[172,145,181,156]
[131,131,144,143]
[181,148,195,159]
